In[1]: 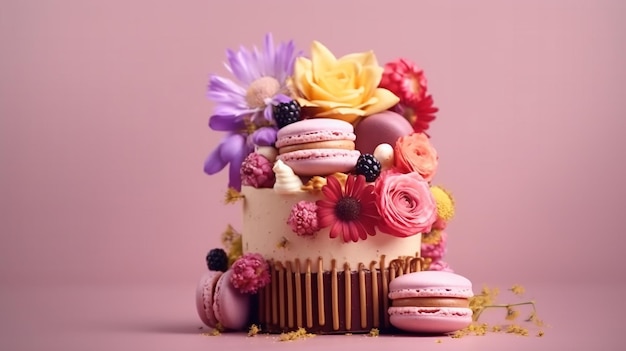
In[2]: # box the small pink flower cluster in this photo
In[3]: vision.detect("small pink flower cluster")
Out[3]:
[229,252,271,294]
[287,201,320,236]
[240,152,275,188]
[421,231,453,272]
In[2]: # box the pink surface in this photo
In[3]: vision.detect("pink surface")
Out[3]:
[1,0,624,349]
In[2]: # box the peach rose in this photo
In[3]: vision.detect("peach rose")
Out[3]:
[393,133,438,181]
[374,170,437,238]
[292,41,399,124]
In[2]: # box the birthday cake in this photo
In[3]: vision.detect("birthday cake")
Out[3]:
[196,34,460,334]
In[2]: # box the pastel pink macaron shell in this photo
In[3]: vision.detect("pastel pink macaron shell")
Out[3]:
[389,309,473,334]
[277,149,360,176]
[275,118,356,148]
[388,271,474,334]
[388,271,473,299]
[212,270,252,331]
[195,271,223,328]
[354,110,413,155]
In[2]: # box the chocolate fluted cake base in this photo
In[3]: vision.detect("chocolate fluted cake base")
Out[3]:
[253,256,422,334]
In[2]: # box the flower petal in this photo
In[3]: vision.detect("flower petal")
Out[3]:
[329,221,342,239]
[209,114,245,131]
[251,126,278,146]
[315,108,364,124]
[341,50,377,67]
[294,57,313,98]
[359,65,384,101]
[311,41,337,78]
[203,141,228,175]
[362,88,400,116]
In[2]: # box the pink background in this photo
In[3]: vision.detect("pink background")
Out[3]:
[1,0,624,350]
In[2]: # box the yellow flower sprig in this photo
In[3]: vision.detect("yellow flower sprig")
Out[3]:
[248,324,261,336]
[224,188,244,204]
[221,224,243,265]
[454,285,545,338]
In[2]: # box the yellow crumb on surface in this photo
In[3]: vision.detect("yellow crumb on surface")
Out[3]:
[509,284,526,295]
[537,330,545,337]
[368,328,379,337]
[201,328,221,336]
[506,324,529,336]
[248,324,261,336]
[278,328,315,341]
[224,187,244,204]
[505,307,520,321]
[436,339,442,343]
[527,311,545,327]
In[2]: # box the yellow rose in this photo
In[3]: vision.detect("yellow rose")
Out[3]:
[293,41,400,124]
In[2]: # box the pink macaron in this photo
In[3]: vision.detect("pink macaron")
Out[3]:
[388,271,474,334]
[354,110,413,155]
[195,270,252,331]
[275,118,360,176]
[195,271,223,328]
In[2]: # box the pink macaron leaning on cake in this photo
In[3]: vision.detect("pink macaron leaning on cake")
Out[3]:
[275,118,361,176]
[195,270,252,330]
[388,271,474,334]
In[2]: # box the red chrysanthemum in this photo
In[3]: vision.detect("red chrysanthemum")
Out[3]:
[380,58,439,134]
[316,175,379,243]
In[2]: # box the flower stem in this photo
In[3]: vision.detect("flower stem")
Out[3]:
[473,301,537,321]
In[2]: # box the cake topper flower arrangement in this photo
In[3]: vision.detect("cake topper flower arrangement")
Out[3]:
[203,33,452,268]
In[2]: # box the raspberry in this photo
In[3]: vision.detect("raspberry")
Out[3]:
[355,154,382,182]
[206,248,228,272]
[273,100,301,128]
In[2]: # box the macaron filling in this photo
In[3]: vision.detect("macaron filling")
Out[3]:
[391,297,470,308]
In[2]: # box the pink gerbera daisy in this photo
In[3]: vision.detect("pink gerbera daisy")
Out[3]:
[316,175,379,243]
[380,58,439,135]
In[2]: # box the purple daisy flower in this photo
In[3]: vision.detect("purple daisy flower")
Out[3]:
[204,33,301,191]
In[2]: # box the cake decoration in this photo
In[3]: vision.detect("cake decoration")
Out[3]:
[204,33,301,191]
[272,160,303,194]
[195,33,549,338]
[316,174,378,243]
[287,201,320,237]
[229,253,271,294]
[379,58,439,135]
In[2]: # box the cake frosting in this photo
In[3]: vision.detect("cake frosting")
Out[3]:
[198,33,458,335]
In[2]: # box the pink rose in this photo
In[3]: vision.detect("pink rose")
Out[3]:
[374,170,437,237]
[393,133,438,181]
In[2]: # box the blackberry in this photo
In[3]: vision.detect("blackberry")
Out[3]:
[355,154,382,182]
[273,100,301,128]
[205,248,228,272]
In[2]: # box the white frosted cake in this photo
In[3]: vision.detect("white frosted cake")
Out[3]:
[197,33,457,334]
